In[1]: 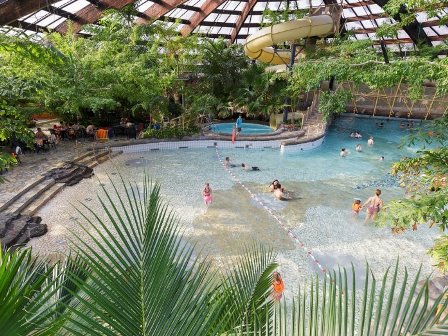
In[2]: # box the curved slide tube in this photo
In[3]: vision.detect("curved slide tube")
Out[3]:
[244,15,334,66]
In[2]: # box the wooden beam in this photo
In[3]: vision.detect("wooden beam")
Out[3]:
[135,0,188,24]
[54,0,135,34]
[229,0,257,43]
[0,0,60,26]
[180,0,226,36]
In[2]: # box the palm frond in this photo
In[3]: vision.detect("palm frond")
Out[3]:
[0,246,65,335]
[63,175,277,336]
[254,261,448,335]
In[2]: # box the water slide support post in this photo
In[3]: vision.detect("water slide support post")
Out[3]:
[283,43,296,123]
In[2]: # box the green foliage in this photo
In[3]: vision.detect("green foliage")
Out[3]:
[235,66,288,117]
[0,10,201,132]
[194,39,251,102]
[142,125,200,139]
[376,115,448,272]
[0,153,17,183]
[318,90,352,121]
[1,178,448,334]
[429,235,448,273]
[261,8,308,27]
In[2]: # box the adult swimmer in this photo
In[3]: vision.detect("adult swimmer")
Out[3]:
[241,163,260,171]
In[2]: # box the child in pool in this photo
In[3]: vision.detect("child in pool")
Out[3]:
[352,199,362,216]
[202,183,213,205]
[224,157,237,168]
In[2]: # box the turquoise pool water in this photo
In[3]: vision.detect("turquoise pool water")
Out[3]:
[211,122,273,134]
[33,115,436,294]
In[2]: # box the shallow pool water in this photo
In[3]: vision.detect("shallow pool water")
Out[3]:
[32,116,438,297]
[210,122,273,134]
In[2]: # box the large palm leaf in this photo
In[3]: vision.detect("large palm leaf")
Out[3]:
[63,176,277,335]
[0,245,71,335]
[256,260,448,335]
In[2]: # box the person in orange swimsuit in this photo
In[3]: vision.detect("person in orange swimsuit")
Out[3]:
[272,271,285,302]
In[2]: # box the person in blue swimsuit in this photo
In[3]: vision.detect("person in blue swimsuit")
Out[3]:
[236,115,243,136]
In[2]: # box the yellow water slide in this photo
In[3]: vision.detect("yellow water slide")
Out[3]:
[244,15,335,66]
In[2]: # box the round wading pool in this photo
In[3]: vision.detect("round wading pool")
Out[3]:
[210,122,273,135]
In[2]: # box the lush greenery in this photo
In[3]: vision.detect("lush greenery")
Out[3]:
[142,125,200,139]
[1,178,447,335]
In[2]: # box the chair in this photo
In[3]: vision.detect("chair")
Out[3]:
[95,129,109,142]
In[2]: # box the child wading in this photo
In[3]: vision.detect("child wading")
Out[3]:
[272,271,285,302]
[352,198,362,216]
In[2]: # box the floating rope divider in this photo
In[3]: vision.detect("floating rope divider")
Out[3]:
[215,147,329,277]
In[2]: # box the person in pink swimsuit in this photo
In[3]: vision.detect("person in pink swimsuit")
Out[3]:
[363,189,384,222]
[202,183,213,205]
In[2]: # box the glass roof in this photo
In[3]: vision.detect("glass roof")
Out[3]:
[0,0,447,49]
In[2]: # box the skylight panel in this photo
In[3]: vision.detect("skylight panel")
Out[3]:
[353,6,368,16]
[249,15,262,24]
[423,27,437,36]
[253,2,267,11]
[361,20,375,29]
[368,4,384,14]
[345,22,363,30]
[169,8,185,17]
[396,30,409,39]
[415,12,429,22]
[185,0,206,7]
[433,25,448,35]
[136,1,155,12]
[37,14,63,27]
[227,15,239,24]
[22,10,49,23]
[206,13,218,21]
[216,14,230,22]
[180,11,195,20]
[342,8,356,18]
[296,0,310,10]
[58,0,90,14]
[219,1,240,10]
[220,27,232,35]
[53,0,75,7]
[311,0,324,7]
[47,17,67,29]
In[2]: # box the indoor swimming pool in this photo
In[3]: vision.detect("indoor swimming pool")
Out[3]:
[31,116,437,296]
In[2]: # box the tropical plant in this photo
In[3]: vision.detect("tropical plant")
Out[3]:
[1,177,448,335]
[260,261,448,335]
[376,115,448,271]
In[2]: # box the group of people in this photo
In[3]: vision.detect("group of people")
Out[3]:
[341,136,382,160]
[269,179,293,201]
[352,188,384,222]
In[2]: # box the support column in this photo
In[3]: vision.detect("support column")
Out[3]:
[283,43,296,123]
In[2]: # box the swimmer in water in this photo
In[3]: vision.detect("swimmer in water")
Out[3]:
[274,187,293,201]
[202,182,213,205]
[363,189,384,222]
[269,179,281,192]
[224,157,237,168]
[242,163,260,171]
[355,144,362,152]
[367,136,374,146]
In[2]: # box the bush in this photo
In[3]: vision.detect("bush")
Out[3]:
[142,125,200,139]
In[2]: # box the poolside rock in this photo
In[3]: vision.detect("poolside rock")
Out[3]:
[353,173,399,190]
[44,162,93,186]
[0,214,47,249]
